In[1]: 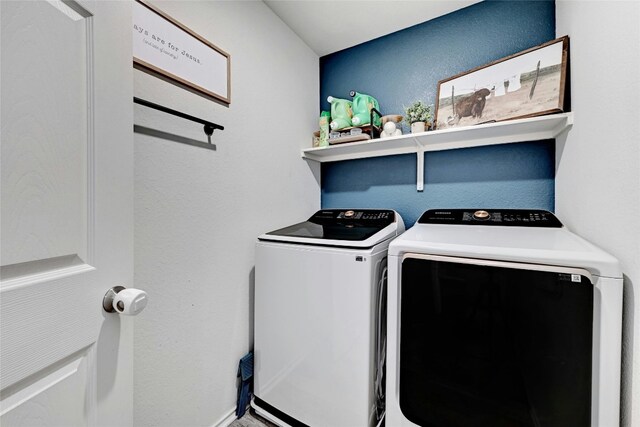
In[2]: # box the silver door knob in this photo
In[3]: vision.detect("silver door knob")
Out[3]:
[103,286,148,315]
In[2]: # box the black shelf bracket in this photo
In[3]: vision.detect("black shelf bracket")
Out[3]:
[133,97,224,138]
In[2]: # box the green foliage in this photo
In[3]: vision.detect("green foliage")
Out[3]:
[404,101,432,124]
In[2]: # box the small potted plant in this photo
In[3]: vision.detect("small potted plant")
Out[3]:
[404,101,432,133]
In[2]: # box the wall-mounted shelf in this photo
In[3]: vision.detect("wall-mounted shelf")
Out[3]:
[302,112,573,190]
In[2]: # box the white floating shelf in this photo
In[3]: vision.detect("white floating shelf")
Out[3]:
[301,112,573,191]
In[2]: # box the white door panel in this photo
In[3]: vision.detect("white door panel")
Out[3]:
[1,0,88,268]
[1,0,133,425]
[1,351,90,427]
[1,272,99,388]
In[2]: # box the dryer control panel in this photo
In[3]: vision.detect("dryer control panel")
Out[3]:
[418,209,562,227]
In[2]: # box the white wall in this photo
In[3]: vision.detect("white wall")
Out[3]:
[555,2,640,426]
[132,1,320,425]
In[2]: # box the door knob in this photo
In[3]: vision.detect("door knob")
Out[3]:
[103,286,148,315]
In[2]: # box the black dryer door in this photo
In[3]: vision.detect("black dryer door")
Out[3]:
[399,255,593,427]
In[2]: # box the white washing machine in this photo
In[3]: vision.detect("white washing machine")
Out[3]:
[253,209,405,427]
[386,209,622,427]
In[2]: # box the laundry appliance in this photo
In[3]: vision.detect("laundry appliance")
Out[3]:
[253,209,405,427]
[386,209,622,427]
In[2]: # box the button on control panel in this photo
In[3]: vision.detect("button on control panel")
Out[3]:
[419,209,562,227]
[360,211,391,220]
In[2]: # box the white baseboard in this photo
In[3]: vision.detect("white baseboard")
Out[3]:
[211,408,236,427]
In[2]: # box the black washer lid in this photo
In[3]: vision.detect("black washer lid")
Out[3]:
[418,209,562,228]
[265,209,395,241]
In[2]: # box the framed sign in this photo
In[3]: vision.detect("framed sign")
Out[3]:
[435,36,568,129]
[133,0,231,104]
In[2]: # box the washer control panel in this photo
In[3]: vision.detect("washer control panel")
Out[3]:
[418,209,562,227]
[312,209,394,223]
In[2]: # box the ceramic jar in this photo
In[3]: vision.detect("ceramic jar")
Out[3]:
[411,122,426,133]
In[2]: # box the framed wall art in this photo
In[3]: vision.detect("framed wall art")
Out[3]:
[435,36,568,129]
[133,0,231,104]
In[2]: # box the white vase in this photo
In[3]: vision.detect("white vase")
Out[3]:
[411,122,426,133]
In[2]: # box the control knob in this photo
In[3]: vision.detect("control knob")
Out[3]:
[473,210,491,220]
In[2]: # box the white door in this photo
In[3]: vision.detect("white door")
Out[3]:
[1,1,133,426]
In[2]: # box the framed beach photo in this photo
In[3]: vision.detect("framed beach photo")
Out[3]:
[435,36,569,129]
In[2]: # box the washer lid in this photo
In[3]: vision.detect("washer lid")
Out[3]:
[259,209,403,248]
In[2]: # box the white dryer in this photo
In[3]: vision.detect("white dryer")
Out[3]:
[386,209,622,427]
[253,209,405,427]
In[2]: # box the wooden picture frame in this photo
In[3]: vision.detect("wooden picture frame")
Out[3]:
[133,0,231,105]
[435,36,569,129]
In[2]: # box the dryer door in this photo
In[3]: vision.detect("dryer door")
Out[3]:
[399,254,594,427]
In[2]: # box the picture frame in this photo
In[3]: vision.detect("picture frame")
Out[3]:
[435,36,569,129]
[133,0,231,105]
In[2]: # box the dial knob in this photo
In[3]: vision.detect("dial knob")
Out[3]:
[344,210,355,218]
[473,210,491,220]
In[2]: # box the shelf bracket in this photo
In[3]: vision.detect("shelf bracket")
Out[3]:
[413,137,425,192]
[416,151,424,191]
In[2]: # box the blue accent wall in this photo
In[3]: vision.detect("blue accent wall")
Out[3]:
[320,0,557,227]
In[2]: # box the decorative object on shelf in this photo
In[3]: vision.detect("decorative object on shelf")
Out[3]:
[435,36,569,129]
[369,108,383,139]
[411,122,426,133]
[404,101,432,134]
[328,133,371,145]
[382,122,402,138]
[319,111,331,147]
[327,96,353,130]
[350,91,382,127]
[325,124,378,145]
[327,127,370,145]
[380,115,403,139]
[133,0,231,104]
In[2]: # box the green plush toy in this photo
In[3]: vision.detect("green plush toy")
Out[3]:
[327,96,353,130]
[350,91,381,127]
